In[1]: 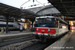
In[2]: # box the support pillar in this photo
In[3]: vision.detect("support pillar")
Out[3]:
[30,18,35,28]
[32,21,34,28]
[6,16,9,33]
[68,22,70,31]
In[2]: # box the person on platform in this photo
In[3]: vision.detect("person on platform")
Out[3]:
[20,24,23,32]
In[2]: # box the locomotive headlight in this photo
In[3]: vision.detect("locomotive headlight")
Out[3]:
[47,29,50,32]
[37,28,39,32]
[37,28,38,31]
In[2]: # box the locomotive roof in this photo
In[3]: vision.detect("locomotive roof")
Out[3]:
[36,16,55,18]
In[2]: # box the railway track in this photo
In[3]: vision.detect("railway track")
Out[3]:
[0,35,35,47]
[0,32,68,50]
[0,39,39,50]
[21,32,68,50]
[21,38,56,50]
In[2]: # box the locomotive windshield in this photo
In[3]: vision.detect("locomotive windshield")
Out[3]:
[36,18,52,24]
[35,18,58,27]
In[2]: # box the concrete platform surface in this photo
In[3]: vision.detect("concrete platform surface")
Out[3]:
[45,32,71,50]
[61,30,75,50]
[0,31,33,37]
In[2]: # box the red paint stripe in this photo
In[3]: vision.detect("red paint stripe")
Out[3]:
[35,28,56,34]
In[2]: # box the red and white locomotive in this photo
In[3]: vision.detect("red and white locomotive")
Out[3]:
[33,16,68,40]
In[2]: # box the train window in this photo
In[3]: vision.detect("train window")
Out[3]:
[36,18,53,24]
[56,20,58,22]
[55,18,56,20]
[54,20,58,27]
[36,18,43,24]
[59,23,62,28]
[44,18,52,23]
[59,26,62,28]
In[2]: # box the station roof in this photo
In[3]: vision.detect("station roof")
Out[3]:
[0,3,38,19]
[48,0,75,17]
[28,5,61,16]
[36,5,60,16]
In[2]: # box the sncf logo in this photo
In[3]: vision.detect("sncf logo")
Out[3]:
[41,30,45,31]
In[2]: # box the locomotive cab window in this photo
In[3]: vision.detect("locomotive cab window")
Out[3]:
[36,18,43,24]
[35,18,58,28]
[44,18,52,23]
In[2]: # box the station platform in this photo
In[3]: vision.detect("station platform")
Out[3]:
[45,30,75,50]
[61,30,75,50]
[0,30,32,36]
[0,30,33,42]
